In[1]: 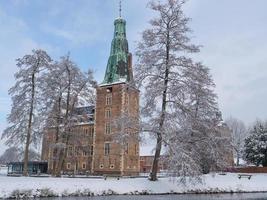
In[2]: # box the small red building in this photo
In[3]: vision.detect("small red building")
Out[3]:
[139,156,167,173]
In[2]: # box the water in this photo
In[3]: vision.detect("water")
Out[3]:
[44,193,267,200]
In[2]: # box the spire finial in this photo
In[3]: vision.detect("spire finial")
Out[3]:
[119,0,122,18]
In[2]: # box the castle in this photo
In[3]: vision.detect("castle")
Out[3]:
[41,16,140,176]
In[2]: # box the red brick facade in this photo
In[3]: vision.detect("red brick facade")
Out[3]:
[139,156,167,173]
[93,83,140,176]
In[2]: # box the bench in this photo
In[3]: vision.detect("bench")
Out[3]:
[238,174,252,180]
[103,174,121,180]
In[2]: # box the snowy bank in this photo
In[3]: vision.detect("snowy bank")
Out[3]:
[0,173,267,198]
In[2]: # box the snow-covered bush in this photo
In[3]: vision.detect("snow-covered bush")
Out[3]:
[37,188,57,197]
[62,189,94,197]
[10,189,33,199]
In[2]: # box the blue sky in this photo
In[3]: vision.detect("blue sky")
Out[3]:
[0,0,267,154]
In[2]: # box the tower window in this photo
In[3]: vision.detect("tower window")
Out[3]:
[105,109,111,118]
[104,143,111,155]
[105,122,111,134]
[106,94,112,105]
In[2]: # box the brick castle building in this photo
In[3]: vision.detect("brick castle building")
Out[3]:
[42,16,140,176]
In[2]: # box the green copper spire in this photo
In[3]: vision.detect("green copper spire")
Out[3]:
[102,17,133,85]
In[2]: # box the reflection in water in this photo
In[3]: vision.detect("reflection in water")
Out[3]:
[43,193,267,200]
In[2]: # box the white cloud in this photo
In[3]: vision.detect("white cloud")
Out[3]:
[0,6,59,153]
[0,97,10,114]
[194,31,267,124]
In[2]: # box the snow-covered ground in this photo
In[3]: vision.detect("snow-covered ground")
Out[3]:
[0,167,7,177]
[0,170,267,198]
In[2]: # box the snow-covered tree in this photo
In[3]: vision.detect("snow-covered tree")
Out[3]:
[112,111,140,149]
[165,63,231,178]
[135,0,199,181]
[41,54,96,176]
[225,117,247,166]
[2,49,52,176]
[0,147,20,164]
[0,147,40,164]
[244,121,267,167]
[135,0,230,181]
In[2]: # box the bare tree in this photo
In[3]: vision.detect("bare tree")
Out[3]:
[112,111,141,148]
[42,54,96,176]
[225,117,247,166]
[135,0,199,181]
[41,58,70,176]
[2,49,51,176]
[164,62,231,181]
[136,0,230,181]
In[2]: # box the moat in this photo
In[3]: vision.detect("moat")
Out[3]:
[44,193,267,200]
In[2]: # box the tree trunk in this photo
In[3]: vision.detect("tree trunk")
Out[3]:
[56,141,68,176]
[23,72,35,176]
[150,133,163,181]
[55,67,71,177]
[52,95,62,176]
[56,102,77,176]
[150,29,170,181]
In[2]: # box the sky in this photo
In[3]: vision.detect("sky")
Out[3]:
[0,0,267,155]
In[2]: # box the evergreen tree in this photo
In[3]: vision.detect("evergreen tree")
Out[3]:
[244,121,267,167]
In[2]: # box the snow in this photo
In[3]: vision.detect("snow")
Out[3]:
[1,171,267,198]
[99,79,127,87]
[140,144,155,156]
[234,158,247,166]
[0,167,7,176]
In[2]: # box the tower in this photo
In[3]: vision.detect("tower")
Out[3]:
[92,15,140,176]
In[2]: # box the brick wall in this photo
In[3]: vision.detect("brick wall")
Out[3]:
[93,83,140,176]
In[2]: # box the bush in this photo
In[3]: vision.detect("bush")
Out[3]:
[37,188,57,197]
[10,189,33,199]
